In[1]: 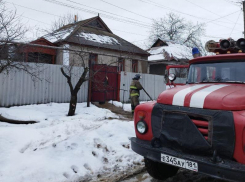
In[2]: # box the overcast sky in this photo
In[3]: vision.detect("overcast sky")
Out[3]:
[5,0,244,49]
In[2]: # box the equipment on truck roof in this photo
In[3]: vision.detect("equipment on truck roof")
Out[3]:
[205,37,245,54]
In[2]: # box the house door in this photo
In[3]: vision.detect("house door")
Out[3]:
[91,64,118,102]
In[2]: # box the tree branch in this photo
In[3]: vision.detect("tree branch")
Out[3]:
[60,67,73,93]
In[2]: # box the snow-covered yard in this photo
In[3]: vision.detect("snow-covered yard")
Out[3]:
[0,103,143,182]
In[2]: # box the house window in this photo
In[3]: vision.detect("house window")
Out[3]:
[132,60,138,73]
[28,52,53,64]
[118,58,125,72]
[89,53,98,66]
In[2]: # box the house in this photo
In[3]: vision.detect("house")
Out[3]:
[20,38,57,64]
[147,38,192,76]
[23,16,149,73]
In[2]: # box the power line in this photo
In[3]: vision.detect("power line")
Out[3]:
[208,17,242,30]
[8,0,243,43]
[7,1,150,38]
[9,0,151,28]
[137,0,235,24]
[137,0,243,29]
[204,10,241,24]
[6,1,62,18]
[68,0,242,37]
[112,29,148,36]
[66,0,149,24]
[45,0,243,33]
[8,0,149,25]
[131,38,149,43]
[100,0,152,20]
[230,10,242,36]
[21,14,51,26]
[184,0,241,25]
[43,0,152,29]
[138,0,211,20]
[222,0,240,6]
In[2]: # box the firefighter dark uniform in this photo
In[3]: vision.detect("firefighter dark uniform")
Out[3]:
[130,74,143,114]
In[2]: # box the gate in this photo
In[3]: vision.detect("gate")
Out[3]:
[91,64,118,102]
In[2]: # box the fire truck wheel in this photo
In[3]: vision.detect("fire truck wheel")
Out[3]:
[145,157,179,180]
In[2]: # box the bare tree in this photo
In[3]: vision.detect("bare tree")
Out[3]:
[0,0,26,42]
[224,0,242,6]
[60,46,119,116]
[50,13,81,32]
[0,0,46,81]
[60,48,88,116]
[0,0,26,72]
[149,13,206,54]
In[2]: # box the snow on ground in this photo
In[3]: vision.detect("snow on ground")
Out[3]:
[0,103,143,182]
[108,101,152,112]
[108,101,131,112]
[0,108,46,121]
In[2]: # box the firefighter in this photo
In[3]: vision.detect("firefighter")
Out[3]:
[130,74,143,114]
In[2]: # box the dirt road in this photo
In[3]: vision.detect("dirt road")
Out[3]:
[93,102,132,120]
[121,169,228,182]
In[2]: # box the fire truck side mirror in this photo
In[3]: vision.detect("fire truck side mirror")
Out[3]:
[236,38,245,50]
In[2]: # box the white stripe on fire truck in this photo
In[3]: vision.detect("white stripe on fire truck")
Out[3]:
[189,84,228,108]
[172,85,209,106]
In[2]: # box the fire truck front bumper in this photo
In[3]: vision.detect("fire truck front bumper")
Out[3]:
[131,137,245,182]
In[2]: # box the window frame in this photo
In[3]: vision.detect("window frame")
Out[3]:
[132,60,138,73]
[118,58,125,72]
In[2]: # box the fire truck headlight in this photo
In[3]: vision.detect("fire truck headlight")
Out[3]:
[136,121,148,134]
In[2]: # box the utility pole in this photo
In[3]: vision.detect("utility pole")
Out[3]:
[243,1,245,38]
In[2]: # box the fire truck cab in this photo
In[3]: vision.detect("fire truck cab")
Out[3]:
[131,38,245,181]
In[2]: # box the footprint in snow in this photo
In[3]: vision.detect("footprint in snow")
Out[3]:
[71,143,78,147]
[84,163,93,174]
[71,165,79,173]
[63,172,70,179]
[94,138,110,153]
[92,151,98,157]
[66,143,78,150]
[19,142,31,153]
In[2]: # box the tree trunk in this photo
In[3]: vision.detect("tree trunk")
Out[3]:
[68,94,77,116]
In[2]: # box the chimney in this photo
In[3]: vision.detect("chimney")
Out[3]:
[74,15,77,23]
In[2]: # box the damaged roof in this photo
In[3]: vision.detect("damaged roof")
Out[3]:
[148,38,192,61]
[42,16,149,56]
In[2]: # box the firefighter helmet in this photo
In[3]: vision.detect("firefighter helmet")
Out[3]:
[133,74,141,80]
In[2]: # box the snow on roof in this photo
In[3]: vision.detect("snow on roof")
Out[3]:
[43,26,76,43]
[148,54,165,61]
[78,32,120,45]
[148,41,192,61]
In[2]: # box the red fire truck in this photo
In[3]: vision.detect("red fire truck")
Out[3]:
[131,38,245,181]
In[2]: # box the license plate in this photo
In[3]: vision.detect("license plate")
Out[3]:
[161,153,198,172]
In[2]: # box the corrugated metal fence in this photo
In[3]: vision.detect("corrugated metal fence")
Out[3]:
[0,63,88,107]
[119,71,166,102]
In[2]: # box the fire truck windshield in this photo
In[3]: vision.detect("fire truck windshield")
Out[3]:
[187,61,245,84]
